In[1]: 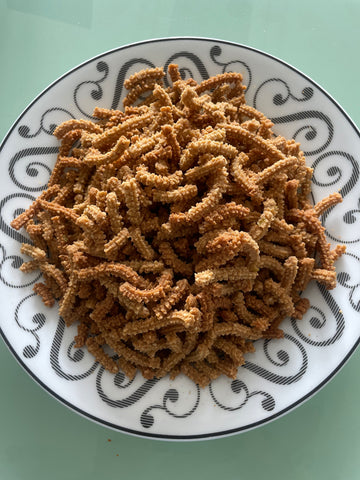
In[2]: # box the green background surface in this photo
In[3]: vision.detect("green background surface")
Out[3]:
[1,1,359,479]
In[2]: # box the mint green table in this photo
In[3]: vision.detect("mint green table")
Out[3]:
[1,1,359,479]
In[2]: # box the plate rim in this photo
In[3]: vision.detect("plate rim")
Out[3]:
[1,36,359,441]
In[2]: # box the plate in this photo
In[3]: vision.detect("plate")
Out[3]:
[0,37,359,440]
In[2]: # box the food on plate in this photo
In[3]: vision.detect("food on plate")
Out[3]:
[11,65,345,387]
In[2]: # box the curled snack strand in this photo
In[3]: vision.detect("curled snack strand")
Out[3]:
[129,226,156,260]
[119,270,173,304]
[84,136,130,166]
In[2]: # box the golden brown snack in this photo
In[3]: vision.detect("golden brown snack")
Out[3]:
[11,65,345,387]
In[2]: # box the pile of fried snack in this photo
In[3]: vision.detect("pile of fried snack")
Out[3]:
[11,65,345,387]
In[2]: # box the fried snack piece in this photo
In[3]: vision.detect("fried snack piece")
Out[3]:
[11,65,345,387]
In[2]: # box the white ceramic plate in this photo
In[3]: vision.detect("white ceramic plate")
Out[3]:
[0,37,359,440]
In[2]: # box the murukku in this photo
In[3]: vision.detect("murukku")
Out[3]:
[11,64,345,387]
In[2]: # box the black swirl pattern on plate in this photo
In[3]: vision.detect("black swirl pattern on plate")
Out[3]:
[254,78,333,156]
[74,60,109,118]
[341,197,360,244]
[50,317,98,380]
[254,78,314,107]
[18,108,75,138]
[336,252,360,312]
[140,383,201,429]
[210,44,252,92]
[96,366,158,408]
[243,333,308,384]
[9,147,57,191]
[291,283,345,346]
[312,151,359,198]
[14,293,47,359]
[209,378,275,412]
[271,110,333,156]
[311,150,360,243]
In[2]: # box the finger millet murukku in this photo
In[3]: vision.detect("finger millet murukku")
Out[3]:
[11,65,345,387]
